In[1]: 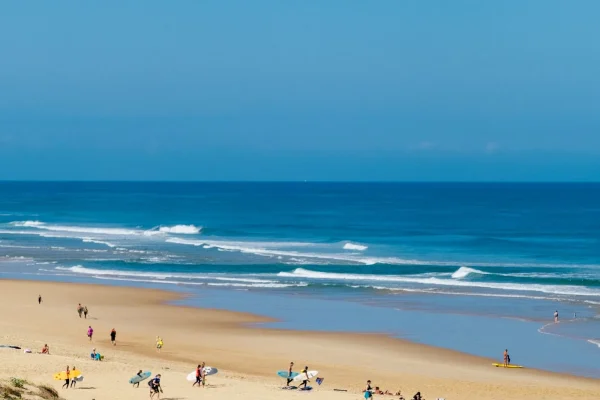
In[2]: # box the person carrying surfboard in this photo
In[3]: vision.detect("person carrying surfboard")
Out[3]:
[503,349,510,367]
[298,366,310,390]
[61,366,70,389]
[133,370,144,388]
[286,361,295,386]
[192,364,202,387]
[70,366,78,388]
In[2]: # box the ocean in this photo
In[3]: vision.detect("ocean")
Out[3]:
[1,182,600,376]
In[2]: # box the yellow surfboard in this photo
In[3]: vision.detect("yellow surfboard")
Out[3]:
[492,363,523,368]
[53,370,82,380]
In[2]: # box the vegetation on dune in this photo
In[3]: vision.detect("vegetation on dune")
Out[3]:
[0,379,63,400]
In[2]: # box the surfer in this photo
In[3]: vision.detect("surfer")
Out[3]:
[286,361,295,386]
[70,366,77,388]
[38,295,42,304]
[503,349,510,367]
[298,366,310,390]
[133,370,144,388]
[148,374,162,399]
[554,310,559,323]
[193,364,202,387]
[62,366,70,389]
[110,328,117,345]
[87,326,93,341]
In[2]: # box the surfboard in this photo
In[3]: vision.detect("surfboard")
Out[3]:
[293,371,318,382]
[74,375,84,382]
[129,371,152,384]
[186,367,219,381]
[492,363,523,368]
[53,370,82,380]
[277,370,300,379]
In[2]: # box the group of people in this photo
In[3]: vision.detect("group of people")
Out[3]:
[363,380,424,400]
[284,361,314,390]
[77,303,89,319]
[60,365,80,389]
[192,362,207,388]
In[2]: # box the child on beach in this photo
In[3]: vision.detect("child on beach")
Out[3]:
[87,326,93,341]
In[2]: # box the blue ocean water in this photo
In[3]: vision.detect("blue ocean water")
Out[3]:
[1,182,600,375]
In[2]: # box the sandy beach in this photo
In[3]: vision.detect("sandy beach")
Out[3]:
[0,280,598,400]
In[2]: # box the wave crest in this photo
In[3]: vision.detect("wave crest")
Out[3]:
[158,225,202,234]
[343,242,368,251]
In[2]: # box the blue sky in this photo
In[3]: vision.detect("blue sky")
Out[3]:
[0,1,599,181]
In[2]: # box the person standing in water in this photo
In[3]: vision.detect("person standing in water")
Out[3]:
[554,310,559,323]
[286,361,295,387]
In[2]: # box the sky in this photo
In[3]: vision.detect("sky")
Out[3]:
[0,1,599,181]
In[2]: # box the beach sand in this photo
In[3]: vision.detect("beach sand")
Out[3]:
[0,280,598,400]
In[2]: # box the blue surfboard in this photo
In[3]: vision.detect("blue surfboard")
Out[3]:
[277,370,299,379]
[129,371,152,384]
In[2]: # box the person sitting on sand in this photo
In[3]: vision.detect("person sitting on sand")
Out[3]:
[412,391,423,400]
[91,348,97,360]
[41,344,50,354]
[133,370,144,388]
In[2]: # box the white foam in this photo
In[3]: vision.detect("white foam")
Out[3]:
[451,266,488,279]
[343,242,368,251]
[278,268,600,297]
[587,340,600,349]
[158,225,202,234]
[53,265,277,284]
[82,238,117,248]
[11,220,44,227]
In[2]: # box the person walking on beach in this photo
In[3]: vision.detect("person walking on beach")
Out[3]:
[503,349,510,367]
[77,303,83,318]
[286,361,295,387]
[84,306,88,319]
[554,310,559,323]
[70,366,78,388]
[298,366,310,390]
[193,364,202,387]
[133,370,144,388]
[62,366,70,389]
[156,336,163,353]
[38,295,42,305]
[110,328,117,346]
[148,374,162,399]
[87,326,94,341]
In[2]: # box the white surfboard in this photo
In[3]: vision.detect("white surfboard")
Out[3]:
[186,366,218,381]
[293,370,318,382]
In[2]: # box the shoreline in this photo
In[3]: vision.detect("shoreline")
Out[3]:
[1,279,600,400]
